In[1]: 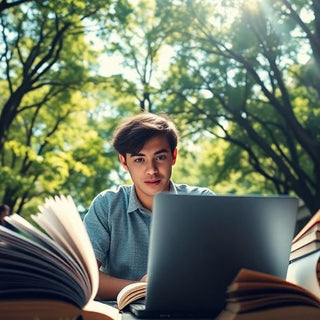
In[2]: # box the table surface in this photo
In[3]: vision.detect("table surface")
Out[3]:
[101,300,217,319]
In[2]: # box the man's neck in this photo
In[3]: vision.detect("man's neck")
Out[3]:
[134,182,172,212]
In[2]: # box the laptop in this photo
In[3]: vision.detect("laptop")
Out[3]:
[130,193,298,319]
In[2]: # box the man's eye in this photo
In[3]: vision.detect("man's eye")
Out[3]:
[134,158,144,163]
[156,155,166,161]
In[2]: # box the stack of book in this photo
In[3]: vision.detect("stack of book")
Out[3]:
[286,208,320,297]
[290,209,320,261]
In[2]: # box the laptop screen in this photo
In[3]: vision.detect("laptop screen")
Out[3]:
[145,193,298,317]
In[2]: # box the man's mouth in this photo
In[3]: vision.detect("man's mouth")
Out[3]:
[145,179,161,186]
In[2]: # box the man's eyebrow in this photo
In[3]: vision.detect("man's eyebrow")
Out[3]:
[129,148,169,157]
[130,152,144,157]
[154,148,170,155]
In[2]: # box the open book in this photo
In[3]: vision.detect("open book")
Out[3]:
[216,268,320,320]
[0,195,146,320]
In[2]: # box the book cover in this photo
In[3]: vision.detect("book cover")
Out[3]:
[290,240,320,261]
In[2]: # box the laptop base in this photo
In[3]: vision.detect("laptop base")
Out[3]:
[129,303,218,319]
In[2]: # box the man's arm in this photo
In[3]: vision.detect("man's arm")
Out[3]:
[96,260,143,300]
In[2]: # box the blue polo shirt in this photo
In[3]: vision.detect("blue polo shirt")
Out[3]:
[83,182,214,280]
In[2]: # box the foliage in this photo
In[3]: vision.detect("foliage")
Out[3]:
[155,0,320,213]
[0,0,122,216]
[1,0,320,218]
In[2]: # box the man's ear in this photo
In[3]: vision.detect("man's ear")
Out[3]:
[119,154,128,170]
[172,148,177,165]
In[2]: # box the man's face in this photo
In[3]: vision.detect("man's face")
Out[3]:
[119,135,177,210]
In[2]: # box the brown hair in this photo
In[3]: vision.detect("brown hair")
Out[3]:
[112,113,179,157]
[0,204,10,214]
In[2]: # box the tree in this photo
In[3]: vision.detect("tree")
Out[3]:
[0,0,108,149]
[0,0,33,13]
[157,0,320,214]
[102,0,176,112]
[0,0,124,214]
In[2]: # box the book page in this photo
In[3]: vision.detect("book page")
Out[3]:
[290,242,320,261]
[116,281,147,310]
[83,300,121,320]
[226,292,320,313]
[0,299,120,320]
[287,250,320,297]
[228,269,320,302]
[31,213,91,294]
[0,299,81,320]
[223,268,320,315]
[32,195,99,301]
[0,225,88,306]
[291,230,320,251]
[217,305,320,320]
[293,209,320,243]
[5,214,86,286]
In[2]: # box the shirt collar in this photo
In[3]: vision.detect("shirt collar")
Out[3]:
[127,180,177,214]
[169,180,178,194]
[127,185,144,214]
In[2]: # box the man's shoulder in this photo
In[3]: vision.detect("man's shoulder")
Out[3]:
[98,185,132,198]
[92,185,133,208]
[174,183,215,195]
[86,185,133,219]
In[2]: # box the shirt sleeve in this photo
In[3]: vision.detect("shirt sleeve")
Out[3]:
[83,193,111,267]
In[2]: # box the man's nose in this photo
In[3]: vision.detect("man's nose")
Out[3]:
[146,160,158,175]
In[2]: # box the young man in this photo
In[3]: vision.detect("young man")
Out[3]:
[84,113,214,299]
